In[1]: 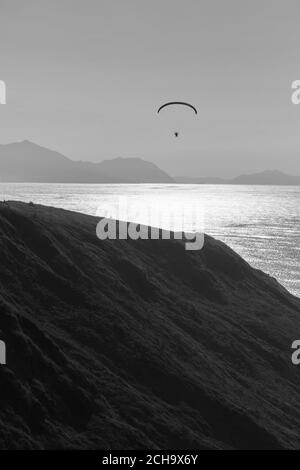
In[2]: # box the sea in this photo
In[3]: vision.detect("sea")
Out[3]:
[0,183,299,298]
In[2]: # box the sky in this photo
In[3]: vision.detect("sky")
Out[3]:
[0,0,300,177]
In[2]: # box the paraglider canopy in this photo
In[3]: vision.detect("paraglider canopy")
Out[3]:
[157,102,197,115]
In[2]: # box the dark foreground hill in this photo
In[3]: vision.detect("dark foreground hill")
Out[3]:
[0,201,299,450]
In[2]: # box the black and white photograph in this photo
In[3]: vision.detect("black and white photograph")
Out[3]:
[0,0,299,456]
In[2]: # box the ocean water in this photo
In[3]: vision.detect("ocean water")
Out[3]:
[0,183,299,298]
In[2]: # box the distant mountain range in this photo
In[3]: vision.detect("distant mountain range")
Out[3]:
[0,141,173,183]
[175,170,300,185]
[0,141,299,185]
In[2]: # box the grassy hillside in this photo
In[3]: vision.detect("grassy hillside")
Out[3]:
[0,201,299,449]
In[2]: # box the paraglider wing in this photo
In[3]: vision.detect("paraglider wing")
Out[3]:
[157,102,197,114]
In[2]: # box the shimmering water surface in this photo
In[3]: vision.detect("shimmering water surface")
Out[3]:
[1,183,299,297]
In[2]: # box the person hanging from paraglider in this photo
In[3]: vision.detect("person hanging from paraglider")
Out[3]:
[157,101,197,139]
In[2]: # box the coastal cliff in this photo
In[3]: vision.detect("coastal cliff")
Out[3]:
[0,201,299,449]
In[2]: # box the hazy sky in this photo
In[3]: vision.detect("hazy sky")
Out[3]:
[0,0,300,176]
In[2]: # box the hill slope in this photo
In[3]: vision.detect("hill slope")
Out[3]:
[232,170,300,185]
[0,201,299,449]
[0,141,173,183]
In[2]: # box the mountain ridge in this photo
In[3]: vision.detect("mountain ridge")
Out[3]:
[175,170,300,185]
[0,141,299,184]
[0,141,174,183]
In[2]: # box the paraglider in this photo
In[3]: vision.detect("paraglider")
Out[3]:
[157,101,197,138]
